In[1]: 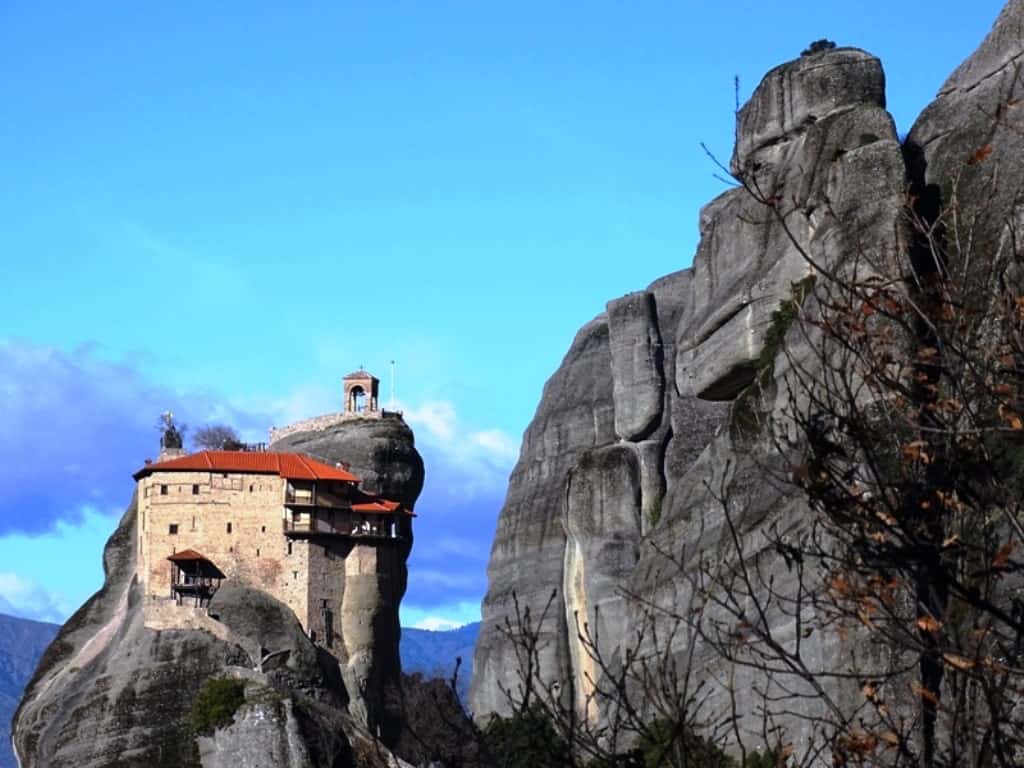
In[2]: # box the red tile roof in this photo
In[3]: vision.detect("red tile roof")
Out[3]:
[343,369,377,380]
[135,451,360,483]
[167,549,210,562]
[351,491,415,516]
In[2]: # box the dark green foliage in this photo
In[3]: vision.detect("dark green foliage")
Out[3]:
[801,39,836,56]
[158,411,186,449]
[634,719,734,768]
[758,275,815,372]
[392,672,483,768]
[483,704,572,768]
[741,749,780,768]
[731,276,816,440]
[189,678,245,736]
[647,493,664,528]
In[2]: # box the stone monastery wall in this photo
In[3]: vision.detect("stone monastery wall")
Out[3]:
[268,409,403,445]
[137,470,354,648]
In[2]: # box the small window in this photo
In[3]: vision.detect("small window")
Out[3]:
[222,473,228,478]
[261,525,266,533]
[160,485,168,496]
[287,541,293,555]
[169,524,178,535]
[293,571,298,580]
[192,484,199,495]
[226,522,232,534]
[256,548,260,557]
[249,484,254,492]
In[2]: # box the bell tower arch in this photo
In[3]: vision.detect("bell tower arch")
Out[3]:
[343,369,379,414]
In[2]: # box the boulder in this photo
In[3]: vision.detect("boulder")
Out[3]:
[606,292,664,440]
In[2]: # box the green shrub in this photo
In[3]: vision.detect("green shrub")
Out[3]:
[647,494,664,528]
[730,276,816,441]
[742,748,781,768]
[800,39,836,56]
[483,703,572,768]
[635,719,734,768]
[190,678,246,735]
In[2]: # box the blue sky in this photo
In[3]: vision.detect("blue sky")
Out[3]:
[0,1,1006,628]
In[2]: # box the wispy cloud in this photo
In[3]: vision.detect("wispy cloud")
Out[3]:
[394,397,518,612]
[401,600,481,630]
[0,572,70,624]
[0,339,271,535]
[0,339,517,623]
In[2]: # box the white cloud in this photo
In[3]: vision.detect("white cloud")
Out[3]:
[397,398,518,486]
[402,400,457,443]
[470,429,520,464]
[0,572,71,624]
[263,385,338,430]
[401,600,481,630]
[412,616,463,631]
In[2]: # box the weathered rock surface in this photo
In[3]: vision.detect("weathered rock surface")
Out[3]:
[14,418,424,767]
[207,583,322,681]
[472,317,616,717]
[271,417,424,509]
[563,444,642,717]
[907,0,1024,270]
[676,48,899,403]
[474,3,1024,751]
[471,38,918,751]
[196,695,314,768]
[606,292,664,440]
[472,262,730,717]
[271,418,422,742]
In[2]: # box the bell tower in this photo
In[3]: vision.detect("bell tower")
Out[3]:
[343,369,379,414]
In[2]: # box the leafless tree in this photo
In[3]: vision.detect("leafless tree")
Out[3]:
[193,424,244,451]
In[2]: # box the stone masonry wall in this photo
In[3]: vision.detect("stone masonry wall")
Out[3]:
[269,411,399,445]
[137,470,367,643]
[138,470,289,600]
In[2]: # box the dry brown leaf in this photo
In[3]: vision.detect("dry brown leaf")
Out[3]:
[943,653,975,670]
[993,541,1015,569]
[968,143,994,164]
[902,441,931,463]
[916,615,942,633]
[911,682,940,706]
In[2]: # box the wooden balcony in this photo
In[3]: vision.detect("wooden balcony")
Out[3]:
[282,515,398,540]
[284,486,350,508]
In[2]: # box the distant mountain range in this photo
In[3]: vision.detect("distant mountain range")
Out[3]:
[400,622,480,701]
[0,612,478,767]
[0,614,59,768]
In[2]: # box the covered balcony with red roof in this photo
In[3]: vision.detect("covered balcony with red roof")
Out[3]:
[283,492,414,541]
[168,550,225,607]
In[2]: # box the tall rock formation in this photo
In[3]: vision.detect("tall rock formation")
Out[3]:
[271,418,425,735]
[13,418,423,767]
[472,3,1024,748]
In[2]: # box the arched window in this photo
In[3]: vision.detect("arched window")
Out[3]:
[349,385,366,412]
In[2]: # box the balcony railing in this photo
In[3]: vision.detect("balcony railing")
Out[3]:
[285,489,316,506]
[283,516,397,540]
[284,489,350,507]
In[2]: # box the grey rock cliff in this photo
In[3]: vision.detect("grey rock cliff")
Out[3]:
[906,0,1024,268]
[472,22,996,752]
[270,417,423,740]
[13,418,424,767]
